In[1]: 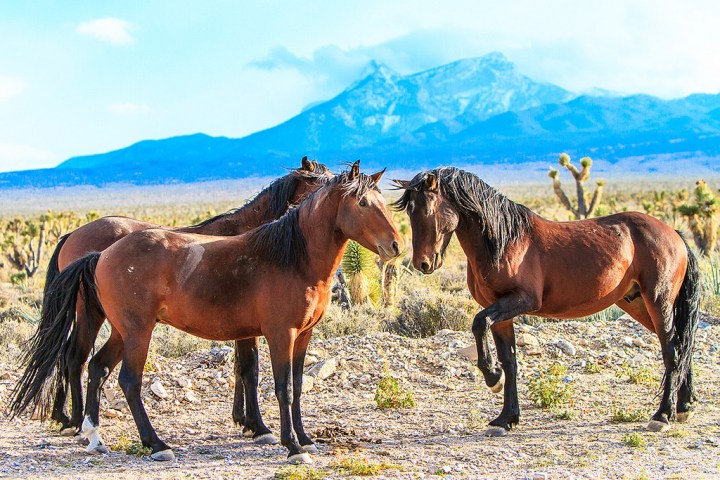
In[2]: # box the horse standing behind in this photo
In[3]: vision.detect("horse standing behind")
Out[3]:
[394,167,700,436]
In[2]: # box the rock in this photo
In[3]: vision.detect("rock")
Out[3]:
[555,339,576,356]
[307,358,337,380]
[104,409,121,418]
[302,375,315,393]
[110,399,128,411]
[184,390,200,404]
[176,377,192,389]
[632,338,648,348]
[304,355,318,366]
[150,381,169,399]
[458,345,478,361]
[209,345,234,364]
[526,346,543,356]
[623,336,634,347]
[517,333,540,347]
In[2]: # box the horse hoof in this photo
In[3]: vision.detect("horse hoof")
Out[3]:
[151,449,176,461]
[647,420,670,432]
[288,452,312,464]
[59,427,77,437]
[489,371,505,394]
[253,433,279,445]
[301,444,319,454]
[484,426,508,437]
[676,411,694,423]
[87,443,109,455]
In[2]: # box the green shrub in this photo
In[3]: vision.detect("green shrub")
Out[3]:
[622,432,646,449]
[611,404,648,423]
[375,375,415,409]
[387,289,474,338]
[274,465,327,480]
[527,363,574,409]
[330,457,403,476]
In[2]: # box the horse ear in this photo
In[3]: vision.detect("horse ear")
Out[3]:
[349,160,360,179]
[370,168,386,185]
[301,156,315,172]
[425,173,438,192]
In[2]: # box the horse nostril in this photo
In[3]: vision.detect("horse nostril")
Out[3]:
[391,241,400,256]
[420,261,431,273]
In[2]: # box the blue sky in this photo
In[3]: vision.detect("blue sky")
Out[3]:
[1,0,719,172]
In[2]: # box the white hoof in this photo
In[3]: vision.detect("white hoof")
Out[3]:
[489,371,505,394]
[59,427,77,437]
[484,426,508,437]
[647,420,670,432]
[253,433,279,445]
[676,411,694,423]
[301,443,319,454]
[288,452,312,464]
[151,449,176,461]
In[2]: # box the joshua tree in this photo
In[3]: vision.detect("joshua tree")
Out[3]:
[548,153,605,219]
[3,216,46,278]
[678,179,719,255]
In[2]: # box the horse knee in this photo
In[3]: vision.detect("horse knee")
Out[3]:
[471,313,491,335]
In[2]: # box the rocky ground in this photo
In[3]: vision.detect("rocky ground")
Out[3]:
[1,314,719,480]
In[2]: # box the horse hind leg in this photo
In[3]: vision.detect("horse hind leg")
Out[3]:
[79,328,124,454]
[676,364,695,423]
[118,326,174,461]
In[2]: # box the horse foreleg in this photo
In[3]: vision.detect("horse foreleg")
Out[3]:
[80,328,123,455]
[291,330,317,453]
[234,337,277,444]
[266,329,308,464]
[118,329,174,461]
[471,310,503,394]
[473,292,537,436]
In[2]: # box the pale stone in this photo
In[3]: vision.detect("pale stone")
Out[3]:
[150,380,169,399]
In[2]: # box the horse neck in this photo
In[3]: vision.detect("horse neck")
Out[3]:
[297,188,347,284]
[454,216,492,269]
[189,191,278,236]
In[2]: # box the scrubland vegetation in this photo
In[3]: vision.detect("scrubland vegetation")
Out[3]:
[1,175,719,363]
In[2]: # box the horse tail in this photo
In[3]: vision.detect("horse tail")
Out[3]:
[672,232,701,395]
[42,233,69,301]
[8,252,102,419]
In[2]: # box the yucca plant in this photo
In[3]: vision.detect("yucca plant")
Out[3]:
[341,240,377,305]
[678,180,719,255]
[548,153,605,219]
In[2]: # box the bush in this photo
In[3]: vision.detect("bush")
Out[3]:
[387,289,475,338]
[330,457,403,476]
[527,363,574,409]
[374,375,415,409]
[314,303,384,339]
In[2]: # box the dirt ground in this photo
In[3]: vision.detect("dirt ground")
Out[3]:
[1,314,719,480]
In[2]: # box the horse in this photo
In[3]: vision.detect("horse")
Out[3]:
[14,162,402,464]
[393,167,700,436]
[30,157,332,443]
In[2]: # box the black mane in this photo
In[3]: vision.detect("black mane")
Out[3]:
[394,167,533,268]
[186,161,330,230]
[248,168,378,270]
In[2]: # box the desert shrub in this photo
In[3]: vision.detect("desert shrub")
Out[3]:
[617,364,658,386]
[314,303,384,339]
[622,432,646,449]
[274,466,327,480]
[374,375,415,409]
[150,324,215,358]
[111,435,152,457]
[330,456,403,476]
[387,289,475,338]
[527,363,574,409]
[611,404,649,423]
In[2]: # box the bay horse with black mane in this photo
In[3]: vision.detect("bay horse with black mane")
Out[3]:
[17,157,331,444]
[13,162,402,463]
[394,167,700,436]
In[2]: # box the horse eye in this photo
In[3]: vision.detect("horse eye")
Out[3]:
[359,198,368,207]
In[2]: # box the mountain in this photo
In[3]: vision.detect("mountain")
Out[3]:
[2,52,720,188]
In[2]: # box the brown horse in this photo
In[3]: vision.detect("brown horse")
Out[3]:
[36,157,331,441]
[18,162,401,463]
[394,167,700,436]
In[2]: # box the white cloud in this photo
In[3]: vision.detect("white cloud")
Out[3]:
[0,75,24,102]
[76,18,137,46]
[109,102,150,115]
[0,143,60,172]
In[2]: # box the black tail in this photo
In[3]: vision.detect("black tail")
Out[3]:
[8,252,102,419]
[673,233,701,394]
[42,233,70,302]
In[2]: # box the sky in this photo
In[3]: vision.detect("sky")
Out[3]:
[1,0,719,173]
